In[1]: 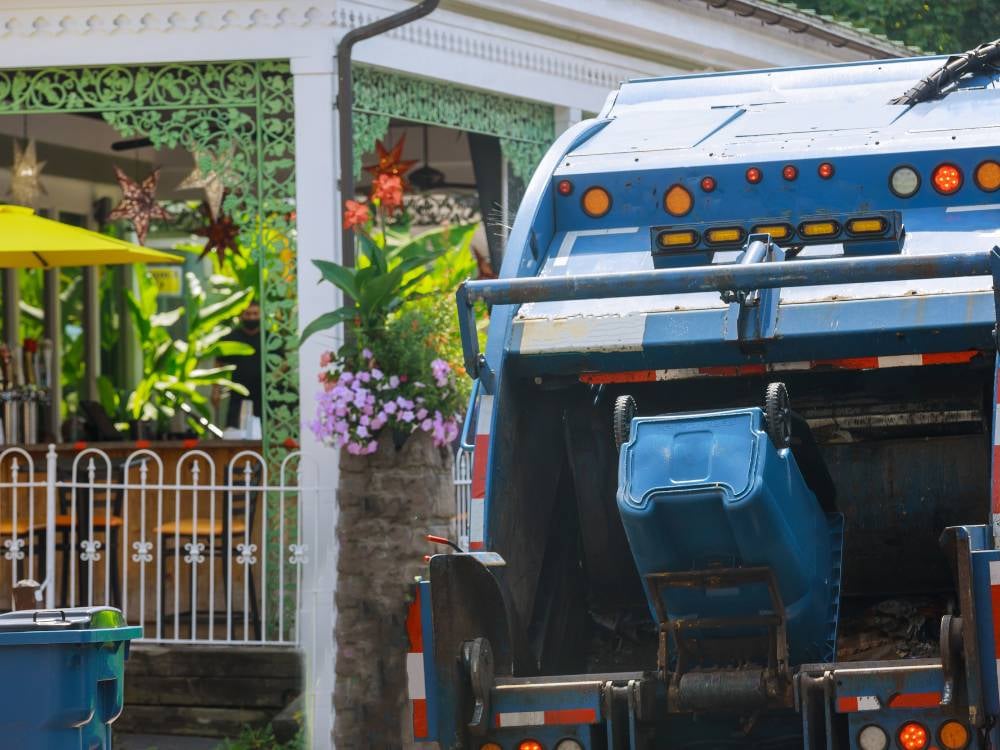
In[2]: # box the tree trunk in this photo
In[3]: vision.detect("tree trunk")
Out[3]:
[334,430,453,749]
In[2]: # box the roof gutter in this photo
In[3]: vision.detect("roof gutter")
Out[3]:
[336,0,440,267]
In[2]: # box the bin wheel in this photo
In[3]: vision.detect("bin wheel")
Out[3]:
[613,395,637,450]
[764,382,792,449]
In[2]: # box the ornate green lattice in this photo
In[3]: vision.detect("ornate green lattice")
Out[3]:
[0,62,299,465]
[352,66,554,183]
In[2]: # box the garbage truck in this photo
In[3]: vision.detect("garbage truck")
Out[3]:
[408,39,1000,750]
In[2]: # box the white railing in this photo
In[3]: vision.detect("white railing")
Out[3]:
[0,444,326,646]
[453,448,472,551]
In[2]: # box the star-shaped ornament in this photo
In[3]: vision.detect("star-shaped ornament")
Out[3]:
[194,203,241,264]
[109,166,170,246]
[363,136,417,182]
[9,139,46,208]
[177,147,236,220]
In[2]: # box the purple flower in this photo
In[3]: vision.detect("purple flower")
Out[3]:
[371,368,383,380]
[357,425,369,438]
[361,348,373,360]
[388,375,400,388]
[359,415,370,427]
[340,371,354,384]
[384,401,398,415]
[420,418,433,431]
[400,410,415,423]
[347,442,363,455]
[358,371,371,383]
[371,413,387,430]
[416,408,428,420]
[396,397,414,410]
[431,358,451,387]
[366,440,378,454]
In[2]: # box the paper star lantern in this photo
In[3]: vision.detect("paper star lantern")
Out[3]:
[9,139,46,208]
[195,203,241,264]
[177,147,236,220]
[109,165,170,246]
[363,136,417,181]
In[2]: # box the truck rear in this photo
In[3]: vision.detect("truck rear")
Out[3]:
[411,40,1000,750]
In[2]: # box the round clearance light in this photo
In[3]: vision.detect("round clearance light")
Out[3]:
[932,163,963,195]
[555,741,584,750]
[665,184,694,216]
[518,741,544,750]
[898,722,929,750]
[700,176,717,193]
[939,720,970,750]
[782,164,798,181]
[581,186,611,218]
[480,744,503,750]
[746,166,763,184]
[975,160,1000,192]
[858,725,888,750]
[818,162,835,179]
[557,179,574,196]
[889,166,921,198]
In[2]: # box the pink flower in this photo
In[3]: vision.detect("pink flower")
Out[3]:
[343,200,371,231]
[319,351,332,367]
[366,441,378,454]
[346,442,363,455]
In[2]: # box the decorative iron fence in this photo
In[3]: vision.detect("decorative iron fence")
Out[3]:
[453,448,472,551]
[0,445,325,646]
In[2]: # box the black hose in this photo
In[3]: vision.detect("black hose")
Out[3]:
[890,37,1000,105]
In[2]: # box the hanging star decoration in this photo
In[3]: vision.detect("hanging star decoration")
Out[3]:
[9,139,46,208]
[109,166,170,246]
[363,135,417,183]
[177,146,237,220]
[194,202,241,264]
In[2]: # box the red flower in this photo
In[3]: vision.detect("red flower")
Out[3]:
[371,174,404,213]
[343,200,371,231]
[22,338,37,353]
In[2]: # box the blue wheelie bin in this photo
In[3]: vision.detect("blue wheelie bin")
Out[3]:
[0,606,142,749]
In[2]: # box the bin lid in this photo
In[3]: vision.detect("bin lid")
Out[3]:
[0,607,142,645]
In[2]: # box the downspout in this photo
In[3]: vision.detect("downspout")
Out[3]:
[336,0,440,268]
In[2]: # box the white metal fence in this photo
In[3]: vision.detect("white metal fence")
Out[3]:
[0,445,325,646]
[453,448,472,550]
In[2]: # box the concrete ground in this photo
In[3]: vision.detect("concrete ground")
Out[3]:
[116,734,219,750]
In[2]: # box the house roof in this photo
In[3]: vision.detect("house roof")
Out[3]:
[700,0,922,59]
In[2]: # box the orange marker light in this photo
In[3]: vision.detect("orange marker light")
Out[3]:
[746,166,763,184]
[975,160,1000,192]
[818,162,835,179]
[939,720,969,750]
[898,722,929,750]
[480,744,503,750]
[581,187,611,217]
[518,741,544,750]
[932,163,962,195]
[665,184,694,216]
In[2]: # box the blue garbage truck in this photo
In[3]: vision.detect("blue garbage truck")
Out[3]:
[408,40,1000,750]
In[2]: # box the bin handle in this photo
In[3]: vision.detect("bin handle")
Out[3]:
[32,609,66,623]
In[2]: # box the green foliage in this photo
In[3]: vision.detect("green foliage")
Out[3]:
[301,222,477,344]
[215,724,303,750]
[803,0,999,53]
[126,266,254,431]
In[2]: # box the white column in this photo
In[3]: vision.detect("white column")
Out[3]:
[292,50,341,750]
[554,105,584,135]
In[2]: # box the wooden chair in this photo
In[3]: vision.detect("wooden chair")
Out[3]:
[156,466,262,640]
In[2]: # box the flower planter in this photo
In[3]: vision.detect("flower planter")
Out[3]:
[333,430,453,748]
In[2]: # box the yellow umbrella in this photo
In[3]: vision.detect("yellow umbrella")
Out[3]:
[0,204,182,268]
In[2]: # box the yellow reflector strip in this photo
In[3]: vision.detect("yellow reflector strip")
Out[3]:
[799,221,840,238]
[846,217,888,235]
[705,227,743,244]
[938,720,968,750]
[581,187,611,218]
[751,224,791,240]
[657,230,698,248]
[976,160,1000,192]
[664,184,693,217]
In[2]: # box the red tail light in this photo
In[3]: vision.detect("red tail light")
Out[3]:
[746,167,762,184]
[818,162,835,179]
[932,163,962,195]
[700,176,716,192]
[782,164,798,181]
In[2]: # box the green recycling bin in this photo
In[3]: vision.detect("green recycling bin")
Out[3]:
[0,606,141,749]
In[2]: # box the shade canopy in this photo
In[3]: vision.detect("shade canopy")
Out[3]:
[0,204,182,268]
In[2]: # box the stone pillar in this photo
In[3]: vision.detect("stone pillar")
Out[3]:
[334,432,453,748]
[292,50,340,750]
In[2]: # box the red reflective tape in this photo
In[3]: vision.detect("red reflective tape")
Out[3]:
[699,364,767,377]
[922,350,978,365]
[182,438,198,449]
[836,696,859,713]
[73,441,88,451]
[471,434,490,499]
[888,692,941,709]
[412,698,429,738]
[469,541,485,551]
[135,439,151,449]
[990,582,1000,656]
[544,708,598,725]
[406,589,423,653]
[580,370,657,384]
[812,356,879,371]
